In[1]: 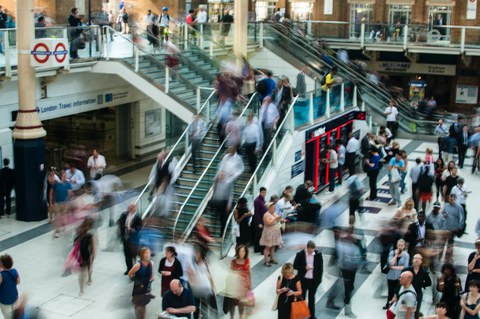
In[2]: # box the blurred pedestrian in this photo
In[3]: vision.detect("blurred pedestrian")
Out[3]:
[129,247,154,319]
[159,246,183,297]
[225,111,242,151]
[188,245,218,319]
[366,146,381,200]
[76,218,95,296]
[228,245,252,319]
[384,100,399,139]
[275,263,302,319]
[435,119,449,159]
[259,96,280,150]
[293,240,323,319]
[388,152,405,207]
[188,113,207,173]
[118,203,143,275]
[242,112,263,173]
[296,65,307,98]
[50,170,74,237]
[346,133,360,176]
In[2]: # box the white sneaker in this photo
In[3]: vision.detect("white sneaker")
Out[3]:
[324,191,334,195]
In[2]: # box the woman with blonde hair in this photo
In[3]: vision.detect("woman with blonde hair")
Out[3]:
[275,263,302,319]
[393,198,417,234]
[260,202,283,267]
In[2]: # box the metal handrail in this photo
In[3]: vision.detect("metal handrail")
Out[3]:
[264,24,442,129]
[219,94,299,257]
[172,92,258,241]
[135,89,218,215]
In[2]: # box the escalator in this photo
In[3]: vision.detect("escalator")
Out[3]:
[263,23,452,136]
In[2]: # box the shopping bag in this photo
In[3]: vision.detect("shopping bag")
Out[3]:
[290,296,310,319]
[390,167,401,183]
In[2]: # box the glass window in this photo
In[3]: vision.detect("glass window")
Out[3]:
[349,4,372,38]
[291,2,313,21]
[387,5,411,41]
[255,1,277,21]
[428,6,452,41]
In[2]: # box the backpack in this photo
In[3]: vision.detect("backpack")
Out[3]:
[417,173,433,193]
[256,79,267,96]
[320,72,330,86]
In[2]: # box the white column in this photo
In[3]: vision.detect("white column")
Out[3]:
[233,0,248,58]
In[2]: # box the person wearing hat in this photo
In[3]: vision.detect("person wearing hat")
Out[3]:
[157,7,175,44]
[465,240,480,289]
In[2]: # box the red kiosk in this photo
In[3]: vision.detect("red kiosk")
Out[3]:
[304,110,366,192]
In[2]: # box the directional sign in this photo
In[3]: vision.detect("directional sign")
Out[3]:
[31,42,50,64]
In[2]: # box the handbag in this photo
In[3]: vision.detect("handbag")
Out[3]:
[241,290,255,307]
[272,275,282,311]
[390,167,401,183]
[233,222,240,237]
[290,296,310,319]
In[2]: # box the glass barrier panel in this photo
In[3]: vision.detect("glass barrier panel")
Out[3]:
[313,88,327,121]
[344,81,354,107]
[34,27,64,39]
[293,97,310,128]
[0,30,9,69]
[330,84,342,113]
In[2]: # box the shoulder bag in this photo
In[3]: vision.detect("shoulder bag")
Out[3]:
[290,296,310,319]
[271,275,282,311]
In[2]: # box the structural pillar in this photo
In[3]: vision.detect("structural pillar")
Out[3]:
[233,0,248,58]
[13,0,48,221]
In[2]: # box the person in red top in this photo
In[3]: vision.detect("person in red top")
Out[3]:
[228,245,253,319]
[186,9,195,26]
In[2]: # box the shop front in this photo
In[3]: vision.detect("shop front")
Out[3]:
[304,110,366,192]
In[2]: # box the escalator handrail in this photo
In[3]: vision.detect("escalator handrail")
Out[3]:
[135,89,218,214]
[172,92,259,240]
[219,94,300,258]
[264,24,441,128]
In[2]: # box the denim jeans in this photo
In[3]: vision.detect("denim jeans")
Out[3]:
[389,179,401,206]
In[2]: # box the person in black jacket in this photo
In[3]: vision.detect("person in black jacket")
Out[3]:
[404,211,430,261]
[118,203,143,275]
[158,246,183,297]
[0,158,14,217]
[402,254,432,318]
[293,240,323,319]
[294,180,313,207]
[68,7,82,59]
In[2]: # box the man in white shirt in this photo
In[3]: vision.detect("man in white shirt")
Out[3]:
[225,112,242,150]
[195,6,207,24]
[346,133,360,176]
[259,96,279,150]
[409,158,423,210]
[144,9,156,45]
[87,149,107,180]
[384,100,399,139]
[336,139,346,185]
[65,163,86,192]
[435,119,449,159]
[326,144,338,194]
[188,113,207,173]
[450,178,469,221]
[242,113,263,173]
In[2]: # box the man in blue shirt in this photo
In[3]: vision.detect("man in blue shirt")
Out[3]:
[162,279,196,318]
[388,153,404,207]
[258,70,277,103]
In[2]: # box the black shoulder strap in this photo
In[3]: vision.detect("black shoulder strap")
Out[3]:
[398,289,417,299]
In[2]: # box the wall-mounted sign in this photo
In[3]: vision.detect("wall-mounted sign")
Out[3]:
[386,0,415,4]
[456,85,478,104]
[365,61,456,76]
[30,38,69,68]
[467,0,478,20]
[426,0,456,6]
[291,161,304,178]
[347,0,376,3]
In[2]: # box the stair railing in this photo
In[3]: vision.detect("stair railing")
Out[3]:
[134,89,218,219]
[172,92,259,241]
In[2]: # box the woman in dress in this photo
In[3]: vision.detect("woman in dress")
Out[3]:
[275,263,302,319]
[129,247,154,319]
[229,245,252,319]
[76,217,95,296]
[435,158,446,201]
[0,254,20,319]
[193,216,215,257]
[437,262,462,319]
[260,202,283,267]
[417,166,434,213]
[234,197,253,247]
[460,280,480,319]
[158,246,183,296]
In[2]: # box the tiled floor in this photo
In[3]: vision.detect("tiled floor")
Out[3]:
[2,137,480,319]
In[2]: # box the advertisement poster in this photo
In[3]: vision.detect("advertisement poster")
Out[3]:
[324,0,333,15]
[145,109,161,137]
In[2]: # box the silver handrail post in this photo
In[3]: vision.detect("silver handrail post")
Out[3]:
[340,83,345,112]
[4,30,11,77]
[309,92,314,124]
[165,66,170,93]
[134,47,139,72]
[196,87,201,110]
[326,89,331,118]
[353,86,358,107]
